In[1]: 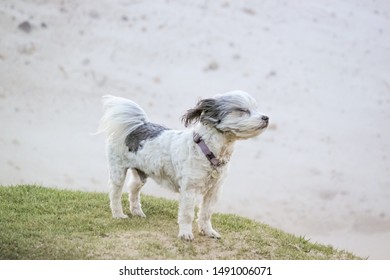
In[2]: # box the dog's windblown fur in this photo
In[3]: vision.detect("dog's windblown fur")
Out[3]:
[98,90,268,240]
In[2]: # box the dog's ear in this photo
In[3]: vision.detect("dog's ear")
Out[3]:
[181,98,219,127]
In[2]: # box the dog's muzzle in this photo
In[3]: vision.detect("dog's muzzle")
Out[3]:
[260,115,269,129]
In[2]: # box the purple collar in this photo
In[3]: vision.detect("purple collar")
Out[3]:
[193,133,221,168]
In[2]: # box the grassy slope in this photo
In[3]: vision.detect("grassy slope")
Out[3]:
[0,185,360,260]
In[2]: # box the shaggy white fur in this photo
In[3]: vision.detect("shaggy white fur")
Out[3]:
[98,90,269,240]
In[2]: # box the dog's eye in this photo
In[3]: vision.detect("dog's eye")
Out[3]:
[235,108,250,117]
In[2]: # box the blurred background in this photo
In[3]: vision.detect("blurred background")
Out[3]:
[1,0,389,259]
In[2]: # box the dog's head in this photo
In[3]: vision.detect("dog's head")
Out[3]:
[182,90,269,139]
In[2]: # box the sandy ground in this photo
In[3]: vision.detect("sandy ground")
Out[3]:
[1,0,390,259]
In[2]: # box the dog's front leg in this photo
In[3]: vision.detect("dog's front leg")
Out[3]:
[198,185,221,239]
[178,189,196,241]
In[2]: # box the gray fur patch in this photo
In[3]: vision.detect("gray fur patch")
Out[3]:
[135,168,148,183]
[182,95,249,128]
[125,122,168,152]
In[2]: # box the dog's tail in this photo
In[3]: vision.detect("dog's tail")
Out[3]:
[97,95,148,148]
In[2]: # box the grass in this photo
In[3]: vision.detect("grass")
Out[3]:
[0,185,360,260]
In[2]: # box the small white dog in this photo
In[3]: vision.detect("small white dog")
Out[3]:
[98,90,268,240]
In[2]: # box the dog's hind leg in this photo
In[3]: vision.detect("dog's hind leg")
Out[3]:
[108,161,128,219]
[128,168,147,218]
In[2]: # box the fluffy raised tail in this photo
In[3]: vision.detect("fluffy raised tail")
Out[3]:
[98,95,148,148]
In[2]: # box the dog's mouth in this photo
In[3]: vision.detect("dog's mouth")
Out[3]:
[258,123,268,130]
[257,120,269,130]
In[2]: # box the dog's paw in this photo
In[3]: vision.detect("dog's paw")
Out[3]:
[112,213,128,219]
[178,231,194,241]
[131,208,146,218]
[208,229,221,239]
[199,228,221,239]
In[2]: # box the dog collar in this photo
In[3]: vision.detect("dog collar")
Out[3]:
[193,133,221,168]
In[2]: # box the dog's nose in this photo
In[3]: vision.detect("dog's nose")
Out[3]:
[261,115,269,122]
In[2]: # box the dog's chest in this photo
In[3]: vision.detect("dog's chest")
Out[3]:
[197,164,226,192]
[200,140,233,187]
[208,168,223,181]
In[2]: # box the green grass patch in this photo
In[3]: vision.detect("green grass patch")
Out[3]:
[0,185,360,260]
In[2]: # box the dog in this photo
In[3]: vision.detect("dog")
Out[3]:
[98,90,269,240]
